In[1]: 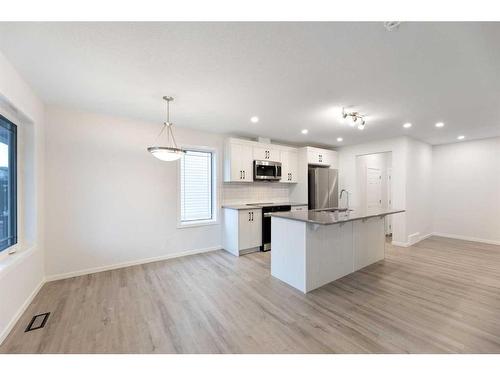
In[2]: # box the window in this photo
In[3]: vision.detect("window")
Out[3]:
[0,114,17,252]
[180,149,215,225]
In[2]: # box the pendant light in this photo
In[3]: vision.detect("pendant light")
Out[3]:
[147,96,186,161]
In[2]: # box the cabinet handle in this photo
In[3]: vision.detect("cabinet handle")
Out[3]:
[248,212,251,221]
[251,212,254,221]
[243,170,245,179]
[240,170,242,179]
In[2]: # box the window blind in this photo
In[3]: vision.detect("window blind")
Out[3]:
[180,150,213,223]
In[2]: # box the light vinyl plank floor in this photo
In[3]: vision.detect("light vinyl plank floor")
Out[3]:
[1,236,500,353]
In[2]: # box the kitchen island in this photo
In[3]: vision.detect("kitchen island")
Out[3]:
[270,207,405,293]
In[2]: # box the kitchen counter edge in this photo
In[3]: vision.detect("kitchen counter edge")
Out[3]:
[222,202,308,210]
[270,208,405,225]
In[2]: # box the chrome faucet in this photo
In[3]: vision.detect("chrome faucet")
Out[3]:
[340,189,350,209]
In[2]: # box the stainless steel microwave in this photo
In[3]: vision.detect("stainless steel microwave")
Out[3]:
[253,160,282,181]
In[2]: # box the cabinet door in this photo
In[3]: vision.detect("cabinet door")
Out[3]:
[240,144,254,182]
[253,145,280,162]
[238,210,261,250]
[307,147,336,167]
[267,147,280,162]
[229,142,242,181]
[238,210,253,249]
[281,150,298,183]
[250,210,262,247]
[225,141,253,182]
[253,146,268,161]
[280,150,289,182]
[320,150,330,166]
[287,150,298,182]
[307,148,320,165]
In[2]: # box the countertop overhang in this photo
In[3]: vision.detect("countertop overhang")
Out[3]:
[270,207,405,225]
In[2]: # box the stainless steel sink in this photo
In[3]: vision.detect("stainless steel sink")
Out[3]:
[316,208,353,213]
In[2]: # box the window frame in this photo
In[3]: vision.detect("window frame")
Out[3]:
[177,146,218,228]
[0,113,17,253]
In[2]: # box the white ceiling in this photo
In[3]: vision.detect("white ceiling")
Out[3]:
[0,22,499,147]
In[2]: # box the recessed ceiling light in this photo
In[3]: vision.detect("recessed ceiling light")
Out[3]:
[457,135,465,140]
[435,122,444,128]
[301,129,308,134]
[337,137,343,142]
[250,116,259,123]
[403,122,412,128]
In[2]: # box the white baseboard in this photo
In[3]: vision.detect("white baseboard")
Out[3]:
[0,278,45,346]
[420,233,433,241]
[391,240,410,247]
[432,232,500,246]
[45,246,221,282]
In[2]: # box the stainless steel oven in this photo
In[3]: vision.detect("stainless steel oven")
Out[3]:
[253,160,282,181]
[261,204,291,251]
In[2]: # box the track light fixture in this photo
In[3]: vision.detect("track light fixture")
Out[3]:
[342,107,366,130]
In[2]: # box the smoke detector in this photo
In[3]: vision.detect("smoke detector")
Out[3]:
[384,22,401,32]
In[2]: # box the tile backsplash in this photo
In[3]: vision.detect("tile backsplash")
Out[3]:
[222,182,292,204]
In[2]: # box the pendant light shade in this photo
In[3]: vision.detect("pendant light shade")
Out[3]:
[148,96,185,161]
[147,146,184,161]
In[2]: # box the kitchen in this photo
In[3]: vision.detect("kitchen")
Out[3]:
[221,136,404,292]
[0,20,499,360]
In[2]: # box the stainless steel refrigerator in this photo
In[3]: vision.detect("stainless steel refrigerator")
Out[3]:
[308,167,339,209]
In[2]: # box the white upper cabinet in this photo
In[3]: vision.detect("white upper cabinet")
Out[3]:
[306,146,338,168]
[281,149,298,183]
[224,139,254,182]
[225,138,333,183]
[253,145,280,162]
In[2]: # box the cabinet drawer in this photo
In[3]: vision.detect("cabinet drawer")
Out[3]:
[291,205,308,212]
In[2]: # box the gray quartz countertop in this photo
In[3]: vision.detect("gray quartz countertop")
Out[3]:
[270,207,405,225]
[222,202,308,210]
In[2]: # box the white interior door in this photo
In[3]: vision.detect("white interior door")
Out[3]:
[385,168,392,234]
[366,167,382,209]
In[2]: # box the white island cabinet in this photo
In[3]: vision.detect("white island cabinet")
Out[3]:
[270,208,404,293]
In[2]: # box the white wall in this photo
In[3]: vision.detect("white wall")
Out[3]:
[338,136,434,246]
[406,137,433,244]
[0,50,45,344]
[338,137,408,244]
[44,107,297,278]
[432,137,500,244]
[44,106,224,278]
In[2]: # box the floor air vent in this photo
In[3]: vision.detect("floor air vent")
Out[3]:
[25,312,50,332]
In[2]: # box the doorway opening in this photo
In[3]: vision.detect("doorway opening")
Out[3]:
[355,151,393,240]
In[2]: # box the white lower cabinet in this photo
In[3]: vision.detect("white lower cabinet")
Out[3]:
[223,208,262,256]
